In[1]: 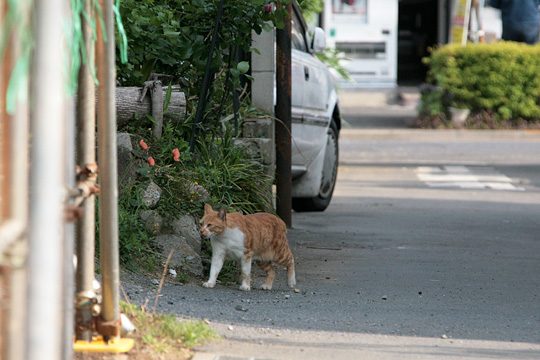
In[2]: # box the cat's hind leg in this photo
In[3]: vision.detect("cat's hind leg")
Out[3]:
[256,260,275,290]
[239,255,252,291]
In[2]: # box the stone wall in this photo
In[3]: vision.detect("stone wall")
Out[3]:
[117,132,204,277]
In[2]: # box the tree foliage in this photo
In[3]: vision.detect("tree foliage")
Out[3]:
[117,0,282,91]
[298,0,323,21]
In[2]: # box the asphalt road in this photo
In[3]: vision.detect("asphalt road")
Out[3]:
[124,117,540,359]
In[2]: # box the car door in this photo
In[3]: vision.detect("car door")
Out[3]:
[302,51,331,124]
[291,10,328,177]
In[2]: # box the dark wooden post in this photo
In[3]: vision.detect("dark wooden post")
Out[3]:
[275,2,292,228]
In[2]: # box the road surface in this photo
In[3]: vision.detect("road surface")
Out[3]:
[125,109,540,359]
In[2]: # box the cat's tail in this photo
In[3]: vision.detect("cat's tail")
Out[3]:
[275,237,296,288]
[286,254,296,288]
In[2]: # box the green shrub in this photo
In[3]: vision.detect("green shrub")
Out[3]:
[118,190,160,271]
[424,42,540,121]
[124,120,273,219]
[418,85,445,116]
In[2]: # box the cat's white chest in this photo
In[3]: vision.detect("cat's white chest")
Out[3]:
[213,227,245,259]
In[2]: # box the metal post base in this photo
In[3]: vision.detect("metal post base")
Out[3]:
[73,336,135,353]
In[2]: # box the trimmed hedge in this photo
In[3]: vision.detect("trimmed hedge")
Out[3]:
[424,42,540,120]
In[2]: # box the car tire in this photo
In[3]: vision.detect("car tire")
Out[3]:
[292,120,339,212]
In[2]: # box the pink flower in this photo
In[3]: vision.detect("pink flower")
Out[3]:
[147,156,155,167]
[263,3,274,13]
[172,148,180,162]
[139,139,149,151]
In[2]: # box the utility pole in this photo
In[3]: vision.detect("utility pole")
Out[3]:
[275,1,292,228]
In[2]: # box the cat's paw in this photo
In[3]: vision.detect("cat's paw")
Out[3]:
[260,283,272,291]
[288,279,296,288]
[202,281,215,288]
[239,284,251,291]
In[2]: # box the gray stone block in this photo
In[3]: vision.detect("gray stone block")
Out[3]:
[234,138,275,166]
[172,215,202,253]
[155,234,203,276]
[243,118,274,139]
[140,210,163,235]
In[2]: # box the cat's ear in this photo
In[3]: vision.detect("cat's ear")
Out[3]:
[204,203,213,214]
[218,208,227,221]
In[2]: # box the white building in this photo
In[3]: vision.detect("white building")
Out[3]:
[322,0,502,88]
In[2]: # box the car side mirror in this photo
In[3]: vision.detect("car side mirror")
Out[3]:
[311,27,326,54]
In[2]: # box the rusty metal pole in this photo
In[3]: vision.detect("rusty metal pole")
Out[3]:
[75,0,97,342]
[96,0,121,339]
[275,2,292,228]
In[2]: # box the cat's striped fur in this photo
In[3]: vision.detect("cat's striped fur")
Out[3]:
[200,204,296,291]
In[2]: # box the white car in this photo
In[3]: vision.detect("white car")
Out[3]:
[290,3,341,212]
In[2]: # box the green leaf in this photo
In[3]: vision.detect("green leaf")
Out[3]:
[236,61,250,74]
[230,68,240,79]
[249,47,261,55]
[164,31,180,36]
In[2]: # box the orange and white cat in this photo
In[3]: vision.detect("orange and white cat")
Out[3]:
[199,204,296,291]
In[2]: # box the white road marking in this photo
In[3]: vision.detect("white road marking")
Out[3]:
[415,166,525,191]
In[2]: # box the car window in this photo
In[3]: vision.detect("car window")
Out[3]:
[291,12,308,52]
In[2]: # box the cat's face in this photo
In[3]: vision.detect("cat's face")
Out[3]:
[200,204,227,239]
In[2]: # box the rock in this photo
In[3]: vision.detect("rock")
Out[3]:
[284,294,290,299]
[382,295,388,300]
[228,325,234,331]
[117,132,137,187]
[142,181,161,208]
[155,234,203,276]
[117,132,133,151]
[187,181,210,203]
[172,215,202,253]
[151,279,160,285]
[139,210,163,235]
[441,334,448,339]
[294,288,300,293]
[168,269,177,278]
[234,305,248,312]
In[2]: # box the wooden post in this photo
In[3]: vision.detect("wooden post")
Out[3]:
[275,2,292,228]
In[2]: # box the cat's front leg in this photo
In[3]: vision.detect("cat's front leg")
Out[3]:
[203,248,225,288]
[239,255,252,291]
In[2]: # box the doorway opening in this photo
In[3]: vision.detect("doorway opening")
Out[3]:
[397,0,439,85]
